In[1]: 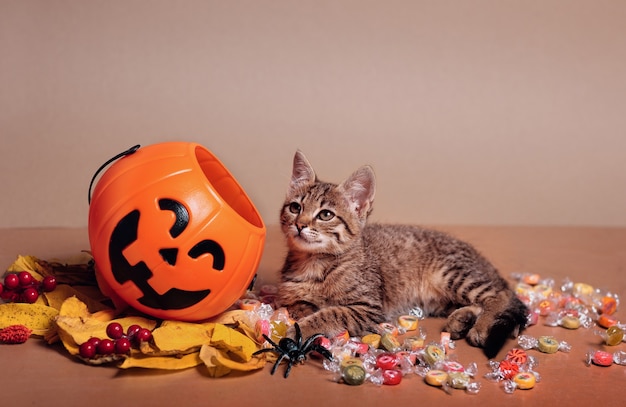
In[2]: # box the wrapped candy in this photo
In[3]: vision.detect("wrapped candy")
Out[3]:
[504,372,540,392]
[485,348,541,393]
[414,342,480,394]
[420,366,481,394]
[545,309,593,330]
[443,371,481,394]
[585,349,626,367]
[323,334,418,386]
[594,325,625,346]
[517,335,571,354]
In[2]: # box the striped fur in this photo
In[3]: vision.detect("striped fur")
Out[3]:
[276,151,527,358]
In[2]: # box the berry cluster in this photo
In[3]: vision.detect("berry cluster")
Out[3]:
[0,271,57,303]
[78,322,153,359]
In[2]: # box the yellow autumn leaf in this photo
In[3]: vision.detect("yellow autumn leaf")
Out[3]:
[43,284,113,312]
[118,352,202,370]
[55,297,156,355]
[210,309,254,326]
[151,321,215,353]
[5,255,45,280]
[199,345,266,377]
[210,323,258,362]
[199,346,233,378]
[0,303,59,336]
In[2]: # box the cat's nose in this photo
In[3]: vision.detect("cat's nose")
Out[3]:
[296,224,307,233]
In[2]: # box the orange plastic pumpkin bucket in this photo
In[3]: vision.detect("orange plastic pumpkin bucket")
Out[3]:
[88,142,266,321]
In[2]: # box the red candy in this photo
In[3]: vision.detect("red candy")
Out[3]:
[498,359,520,380]
[382,369,402,385]
[376,353,399,370]
[591,351,613,367]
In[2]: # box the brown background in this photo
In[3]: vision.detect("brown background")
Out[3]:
[2,0,626,229]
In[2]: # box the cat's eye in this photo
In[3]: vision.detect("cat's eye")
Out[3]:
[317,210,335,221]
[288,202,301,214]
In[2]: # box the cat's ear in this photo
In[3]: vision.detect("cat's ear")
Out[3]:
[289,150,316,192]
[339,166,376,219]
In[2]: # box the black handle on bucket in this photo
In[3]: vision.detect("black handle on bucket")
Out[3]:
[88,144,141,204]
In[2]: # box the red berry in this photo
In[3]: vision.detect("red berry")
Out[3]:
[115,337,132,354]
[79,342,97,359]
[22,287,39,304]
[4,274,19,290]
[18,271,34,287]
[106,322,124,339]
[87,337,101,347]
[135,328,152,343]
[41,275,57,292]
[0,282,4,296]
[127,324,142,338]
[97,338,115,355]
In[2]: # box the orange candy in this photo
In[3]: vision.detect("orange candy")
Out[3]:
[597,314,618,328]
[522,273,541,285]
[600,296,618,315]
[538,300,555,316]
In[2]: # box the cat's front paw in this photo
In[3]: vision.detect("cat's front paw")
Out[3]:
[444,306,479,340]
[465,326,489,348]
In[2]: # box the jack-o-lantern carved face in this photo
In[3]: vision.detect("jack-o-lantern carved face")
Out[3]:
[109,198,226,311]
[88,142,266,322]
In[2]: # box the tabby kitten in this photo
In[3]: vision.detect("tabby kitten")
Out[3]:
[276,151,528,358]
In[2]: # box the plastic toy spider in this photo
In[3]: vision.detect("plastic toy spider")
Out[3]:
[253,323,334,378]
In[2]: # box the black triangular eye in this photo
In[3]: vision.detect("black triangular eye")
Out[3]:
[159,248,179,265]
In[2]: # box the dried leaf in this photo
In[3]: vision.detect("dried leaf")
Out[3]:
[5,255,45,280]
[43,284,112,312]
[199,345,265,377]
[118,352,202,370]
[151,321,215,354]
[199,346,233,377]
[210,323,258,362]
[0,303,59,336]
[55,297,156,355]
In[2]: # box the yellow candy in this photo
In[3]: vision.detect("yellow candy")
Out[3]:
[340,357,363,369]
[561,315,581,329]
[379,322,399,336]
[424,344,445,365]
[361,334,381,349]
[606,326,624,346]
[513,372,536,390]
[425,369,448,387]
[447,372,471,389]
[404,336,425,351]
[380,333,402,352]
[533,284,552,298]
[397,315,418,331]
[515,283,533,296]
[573,282,594,297]
[537,336,559,353]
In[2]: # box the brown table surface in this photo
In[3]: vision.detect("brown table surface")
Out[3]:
[2,225,626,406]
